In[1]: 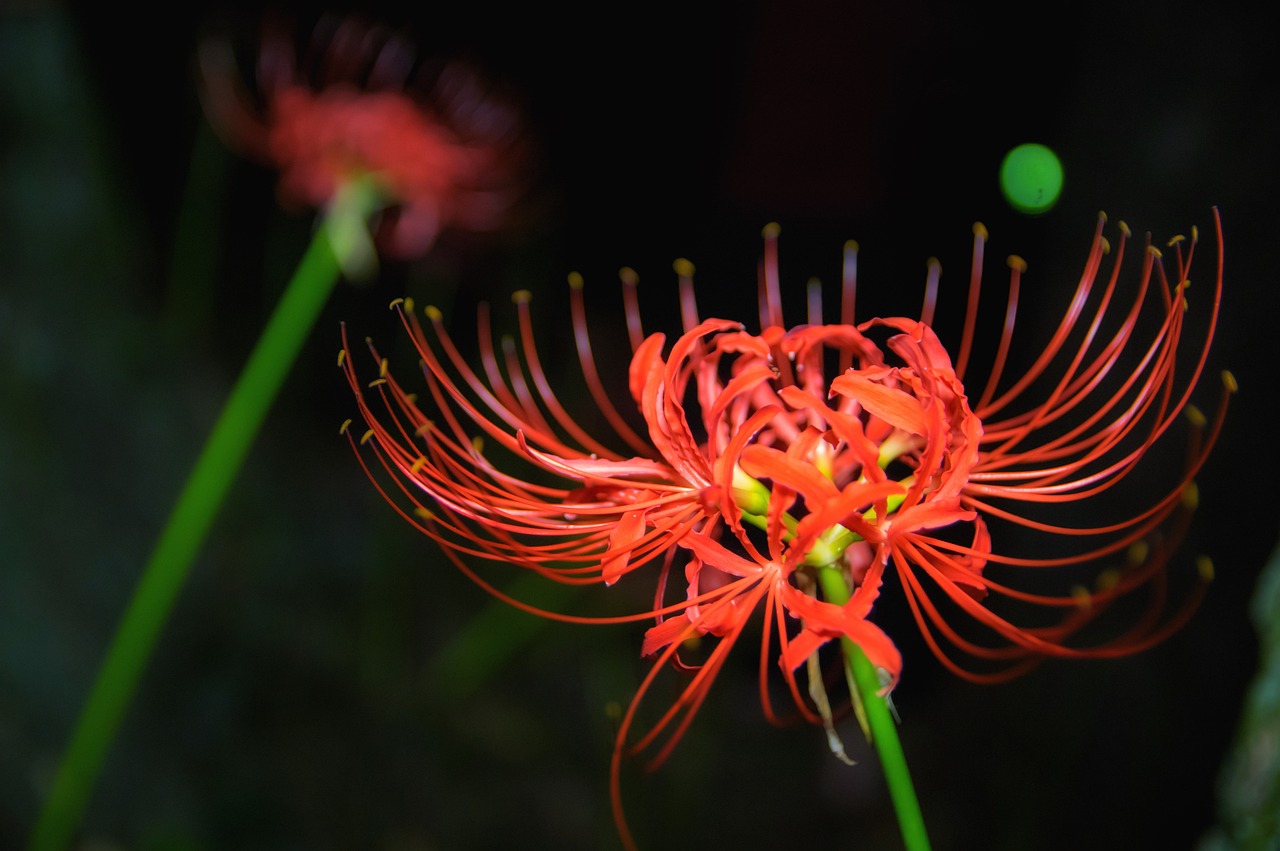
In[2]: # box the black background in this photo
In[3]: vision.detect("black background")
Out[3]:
[3,1,1277,849]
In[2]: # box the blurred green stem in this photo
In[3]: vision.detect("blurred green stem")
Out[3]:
[28,178,382,851]
[818,566,931,851]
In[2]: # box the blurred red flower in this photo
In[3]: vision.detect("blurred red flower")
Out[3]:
[342,211,1228,846]
[200,16,522,256]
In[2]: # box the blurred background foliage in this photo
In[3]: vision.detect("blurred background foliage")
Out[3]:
[2,1,1278,849]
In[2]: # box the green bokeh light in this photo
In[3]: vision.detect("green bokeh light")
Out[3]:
[999,143,1064,214]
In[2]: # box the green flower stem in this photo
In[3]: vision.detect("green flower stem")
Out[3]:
[29,180,382,851]
[817,566,931,851]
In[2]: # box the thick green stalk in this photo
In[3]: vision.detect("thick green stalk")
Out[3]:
[28,180,380,851]
[818,566,931,851]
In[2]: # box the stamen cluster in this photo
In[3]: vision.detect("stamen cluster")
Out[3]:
[341,211,1230,846]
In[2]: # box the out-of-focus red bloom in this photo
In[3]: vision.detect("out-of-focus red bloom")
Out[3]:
[341,211,1229,848]
[199,16,521,256]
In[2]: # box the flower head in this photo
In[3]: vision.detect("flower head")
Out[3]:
[200,15,522,256]
[341,211,1229,846]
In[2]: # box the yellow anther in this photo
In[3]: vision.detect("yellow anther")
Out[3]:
[1071,585,1093,609]
[1100,236,1111,255]
[926,256,940,271]
[1191,225,1199,242]
[762,222,781,239]
[379,358,389,378]
[337,349,346,367]
[1147,245,1163,259]
[471,436,484,453]
[1222,370,1238,393]
[360,428,376,445]
[1181,481,1200,510]
[404,393,417,404]
[414,421,432,437]
[619,266,638,286]
[1127,540,1149,566]
[1167,234,1186,248]
[389,297,405,310]
[367,378,387,388]
[680,633,703,653]
[512,289,532,304]
[425,305,443,321]
[567,271,584,290]
[413,506,435,521]
[844,239,859,253]
[673,258,695,278]
[410,457,428,474]
[1118,220,1131,237]
[973,222,989,240]
[339,418,352,435]
[1007,255,1027,273]
[1095,569,1120,594]
[1197,555,1215,581]
[1185,405,1207,428]
[403,297,414,312]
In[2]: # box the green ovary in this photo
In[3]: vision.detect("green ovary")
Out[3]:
[731,467,908,571]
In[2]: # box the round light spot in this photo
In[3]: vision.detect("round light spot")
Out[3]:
[999,143,1064,215]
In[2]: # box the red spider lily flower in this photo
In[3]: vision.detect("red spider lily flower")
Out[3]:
[340,210,1229,848]
[199,15,521,256]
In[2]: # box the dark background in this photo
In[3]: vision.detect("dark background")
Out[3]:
[3,1,1277,849]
